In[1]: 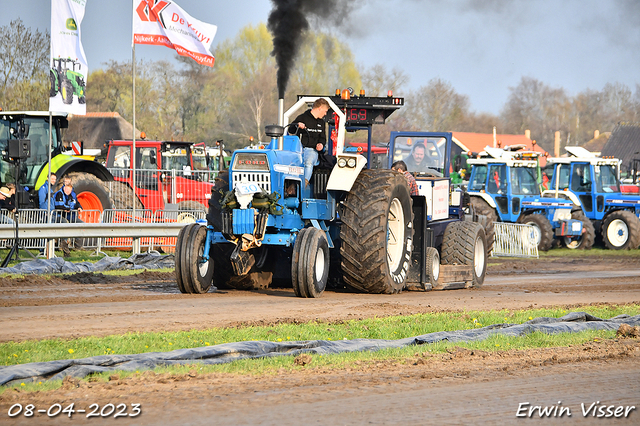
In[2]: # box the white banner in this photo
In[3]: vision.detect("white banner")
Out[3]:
[133,0,217,67]
[49,0,87,114]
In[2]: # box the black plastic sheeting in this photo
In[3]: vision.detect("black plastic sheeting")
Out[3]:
[0,253,174,275]
[1,312,639,386]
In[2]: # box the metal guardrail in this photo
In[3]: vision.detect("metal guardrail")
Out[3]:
[0,208,201,257]
[492,222,539,258]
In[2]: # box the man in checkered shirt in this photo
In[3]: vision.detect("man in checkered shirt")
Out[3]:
[391,161,419,196]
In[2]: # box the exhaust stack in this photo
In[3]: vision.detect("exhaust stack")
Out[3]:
[278,98,284,150]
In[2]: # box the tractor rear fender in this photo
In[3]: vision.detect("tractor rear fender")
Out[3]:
[469,192,496,210]
[542,189,581,207]
[326,153,367,192]
[35,156,114,190]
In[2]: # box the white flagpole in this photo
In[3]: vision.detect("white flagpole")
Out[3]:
[132,0,136,218]
[47,112,52,225]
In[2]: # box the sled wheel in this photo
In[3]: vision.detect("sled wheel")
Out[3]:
[424,246,440,290]
[441,221,487,288]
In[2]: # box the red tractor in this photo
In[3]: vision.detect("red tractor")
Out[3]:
[104,140,215,213]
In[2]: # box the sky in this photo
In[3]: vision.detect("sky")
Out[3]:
[2,0,639,115]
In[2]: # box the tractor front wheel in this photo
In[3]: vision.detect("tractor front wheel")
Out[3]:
[563,210,595,250]
[292,227,330,298]
[518,213,554,251]
[469,197,497,255]
[602,210,640,250]
[176,223,215,294]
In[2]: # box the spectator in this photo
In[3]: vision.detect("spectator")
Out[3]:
[38,173,71,257]
[38,172,57,212]
[0,184,16,224]
[391,161,419,196]
[54,178,84,223]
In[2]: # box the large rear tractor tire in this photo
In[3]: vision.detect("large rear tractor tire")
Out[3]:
[517,213,554,251]
[108,181,144,211]
[441,221,487,288]
[207,170,230,232]
[340,169,414,294]
[178,200,207,213]
[66,172,113,219]
[49,70,57,97]
[563,209,595,250]
[469,197,496,255]
[292,227,330,298]
[176,223,215,294]
[61,79,73,104]
[602,210,640,250]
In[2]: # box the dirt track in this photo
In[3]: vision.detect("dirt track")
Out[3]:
[1,254,640,424]
[1,256,640,342]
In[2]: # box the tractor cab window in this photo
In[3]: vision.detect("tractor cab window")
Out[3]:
[595,164,620,193]
[510,166,539,195]
[191,146,208,171]
[469,165,487,191]
[162,145,190,172]
[137,147,157,170]
[487,164,507,194]
[109,145,131,178]
[135,147,158,190]
[570,163,592,192]
[392,136,445,176]
[556,164,570,189]
[0,117,58,188]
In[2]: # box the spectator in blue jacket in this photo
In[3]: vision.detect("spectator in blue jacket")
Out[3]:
[38,172,57,212]
[54,178,84,252]
[54,178,83,223]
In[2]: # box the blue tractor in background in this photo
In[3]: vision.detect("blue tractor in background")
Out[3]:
[542,146,640,250]
[175,93,487,297]
[466,146,593,251]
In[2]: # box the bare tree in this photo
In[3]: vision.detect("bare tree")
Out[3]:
[403,78,470,131]
[0,18,50,109]
[501,77,570,152]
[360,63,409,97]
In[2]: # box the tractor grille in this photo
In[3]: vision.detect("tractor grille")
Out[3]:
[232,172,271,193]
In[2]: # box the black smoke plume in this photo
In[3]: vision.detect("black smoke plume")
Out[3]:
[267,0,355,99]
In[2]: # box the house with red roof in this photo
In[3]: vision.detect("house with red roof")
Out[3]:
[450,130,548,167]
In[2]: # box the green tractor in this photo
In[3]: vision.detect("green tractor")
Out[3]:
[49,58,86,105]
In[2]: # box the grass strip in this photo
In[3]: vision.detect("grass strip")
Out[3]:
[2,304,638,367]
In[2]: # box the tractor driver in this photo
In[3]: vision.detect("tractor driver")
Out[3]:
[404,142,429,172]
[288,98,330,186]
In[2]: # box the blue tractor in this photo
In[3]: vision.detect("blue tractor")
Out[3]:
[175,93,487,296]
[542,146,640,250]
[466,146,593,251]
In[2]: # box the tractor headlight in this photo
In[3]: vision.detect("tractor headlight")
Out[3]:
[347,158,357,168]
[553,208,572,222]
[337,157,347,168]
